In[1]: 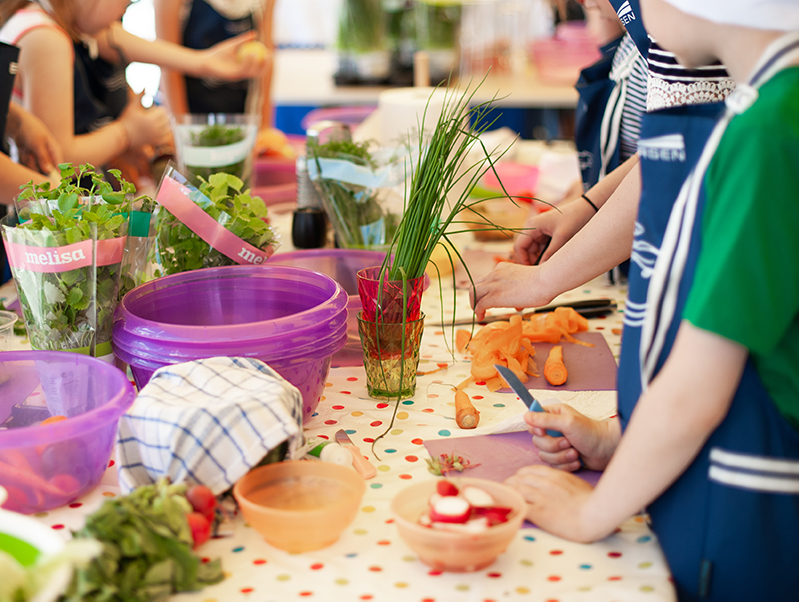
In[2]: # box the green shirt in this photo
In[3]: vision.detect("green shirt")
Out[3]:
[684,67,799,431]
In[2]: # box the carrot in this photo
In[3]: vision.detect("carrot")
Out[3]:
[544,345,568,386]
[455,390,480,429]
[40,415,67,426]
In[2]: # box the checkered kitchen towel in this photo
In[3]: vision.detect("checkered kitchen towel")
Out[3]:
[116,357,303,495]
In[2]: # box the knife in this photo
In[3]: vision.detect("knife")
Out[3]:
[436,298,617,326]
[494,365,564,438]
[335,429,377,479]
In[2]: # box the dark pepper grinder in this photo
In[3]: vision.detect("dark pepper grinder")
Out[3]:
[292,154,328,249]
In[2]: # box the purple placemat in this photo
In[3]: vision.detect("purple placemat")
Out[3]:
[493,331,617,392]
[424,430,601,487]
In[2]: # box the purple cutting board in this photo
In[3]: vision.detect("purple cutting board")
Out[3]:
[492,331,617,392]
[424,431,601,487]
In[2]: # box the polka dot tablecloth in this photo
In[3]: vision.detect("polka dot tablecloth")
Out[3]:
[0,273,677,602]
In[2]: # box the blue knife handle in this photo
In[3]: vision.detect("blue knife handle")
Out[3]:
[530,399,564,438]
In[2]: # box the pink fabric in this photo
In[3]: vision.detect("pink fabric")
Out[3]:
[4,236,125,273]
[156,176,273,265]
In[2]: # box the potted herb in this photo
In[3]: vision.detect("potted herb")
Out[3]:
[0,164,135,358]
[307,134,404,251]
[150,167,279,277]
[358,82,514,444]
[173,114,259,189]
[336,0,391,83]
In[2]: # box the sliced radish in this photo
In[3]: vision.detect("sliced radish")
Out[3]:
[461,485,495,508]
[419,513,432,527]
[429,495,471,523]
[473,506,513,526]
[436,480,459,497]
[431,517,490,534]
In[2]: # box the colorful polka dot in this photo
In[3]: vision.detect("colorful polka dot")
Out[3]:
[377,465,391,472]
[368,566,382,572]
[547,575,562,582]
[608,576,623,581]
[405,455,418,462]
[370,482,383,489]
[376,403,389,409]
[399,474,412,479]
[516,587,531,594]
[276,574,290,581]
[492,403,506,408]
[455,584,470,591]
[232,547,245,553]
[422,408,435,413]
[51,525,65,530]
[472,395,484,400]
[402,555,416,562]
[394,582,409,588]
[34,512,49,518]
[253,559,266,565]
[640,585,655,592]
[608,552,622,558]
[523,535,536,542]
[310,563,324,570]
[519,559,534,567]
[428,394,439,399]
[402,400,414,405]
[549,550,563,556]
[361,506,376,513]
[637,536,652,543]
[639,562,653,569]
[487,572,502,578]
[351,411,364,417]
[579,564,592,570]
[437,429,451,436]
[377,540,391,546]
[390,429,404,436]
[324,420,338,425]
[102,491,116,498]
[411,438,424,445]
[240,588,253,594]
[396,412,409,420]
[335,578,348,585]
[332,405,345,410]
[428,570,443,576]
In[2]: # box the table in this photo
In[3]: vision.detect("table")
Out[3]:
[0,236,677,601]
[273,49,579,109]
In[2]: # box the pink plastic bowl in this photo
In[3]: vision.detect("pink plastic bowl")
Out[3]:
[252,157,296,207]
[0,351,135,514]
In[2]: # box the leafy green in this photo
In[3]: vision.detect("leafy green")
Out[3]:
[3,164,146,352]
[63,479,223,602]
[186,124,247,184]
[308,138,399,249]
[150,172,278,276]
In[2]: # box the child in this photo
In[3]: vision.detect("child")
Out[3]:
[154,0,276,135]
[0,0,268,173]
[503,1,799,599]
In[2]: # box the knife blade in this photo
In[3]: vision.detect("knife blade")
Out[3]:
[494,365,563,438]
[435,298,617,327]
[334,429,377,479]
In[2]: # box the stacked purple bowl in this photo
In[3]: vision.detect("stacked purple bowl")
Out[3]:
[112,265,347,420]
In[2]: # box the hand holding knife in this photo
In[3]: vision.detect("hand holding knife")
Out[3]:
[438,298,617,327]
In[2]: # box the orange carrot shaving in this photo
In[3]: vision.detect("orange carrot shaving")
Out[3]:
[526,356,540,377]
[485,377,503,392]
[455,390,480,429]
[456,329,471,353]
[455,376,474,391]
[544,345,568,386]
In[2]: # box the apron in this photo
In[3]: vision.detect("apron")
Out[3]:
[618,34,799,601]
[574,36,621,189]
[608,0,648,60]
[73,41,128,135]
[183,0,253,114]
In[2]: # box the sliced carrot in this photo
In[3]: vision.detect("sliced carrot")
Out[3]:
[455,376,475,391]
[455,390,480,429]
[544,345,568,386]
[40,415,68,426]
[526,355,540,377]
[485,377,504,392]
[456,329,472,353]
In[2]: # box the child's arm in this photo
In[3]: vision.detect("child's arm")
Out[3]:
[152,0,189,118]
[5,102,62,175]
[471,161,640,318]
[507,321,746,542]
[513,155,639,265]
[255,0,276,130]
[0,155,54,205]
[99,22,266,83]
[16,27,171,166]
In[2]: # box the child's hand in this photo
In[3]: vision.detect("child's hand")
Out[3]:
[513,197,595,265]
[505,465,607,542]
[120,96,172,151]
[470,262,555,321]
[6,104,62,174]
[201,31,271,81]
[525,404,620,472]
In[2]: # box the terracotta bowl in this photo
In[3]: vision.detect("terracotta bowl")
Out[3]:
[233,461,365,553]
[391,477,526,572]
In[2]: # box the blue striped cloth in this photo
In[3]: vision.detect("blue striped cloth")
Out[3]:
[116,357,303,495]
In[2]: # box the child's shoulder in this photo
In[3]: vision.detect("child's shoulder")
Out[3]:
[0,5,65,46]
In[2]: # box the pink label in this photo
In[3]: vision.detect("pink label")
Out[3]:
[156,177,273,265]
[4,237,125,273]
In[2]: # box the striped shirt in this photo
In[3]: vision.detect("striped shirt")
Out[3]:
[613,33,649,161]
[647,38,735,111]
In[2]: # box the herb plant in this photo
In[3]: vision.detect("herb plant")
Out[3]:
[150,172,278,276]
[63,479,224,601]
[2,164,140,353]
[337,0,386,53]
[186,124,247,184]
[308,138,400,249]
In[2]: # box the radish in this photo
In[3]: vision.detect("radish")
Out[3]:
[436,480,459,497]
[428,495,471,523]
[461,485,495,507]
[431,517,490,533]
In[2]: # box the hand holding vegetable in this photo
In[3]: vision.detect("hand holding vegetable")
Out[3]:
[120,95,173,152]
[201,31,270,81]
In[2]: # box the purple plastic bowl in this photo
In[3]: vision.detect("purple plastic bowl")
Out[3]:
[113,265,348,418]
[0,351,135,514]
